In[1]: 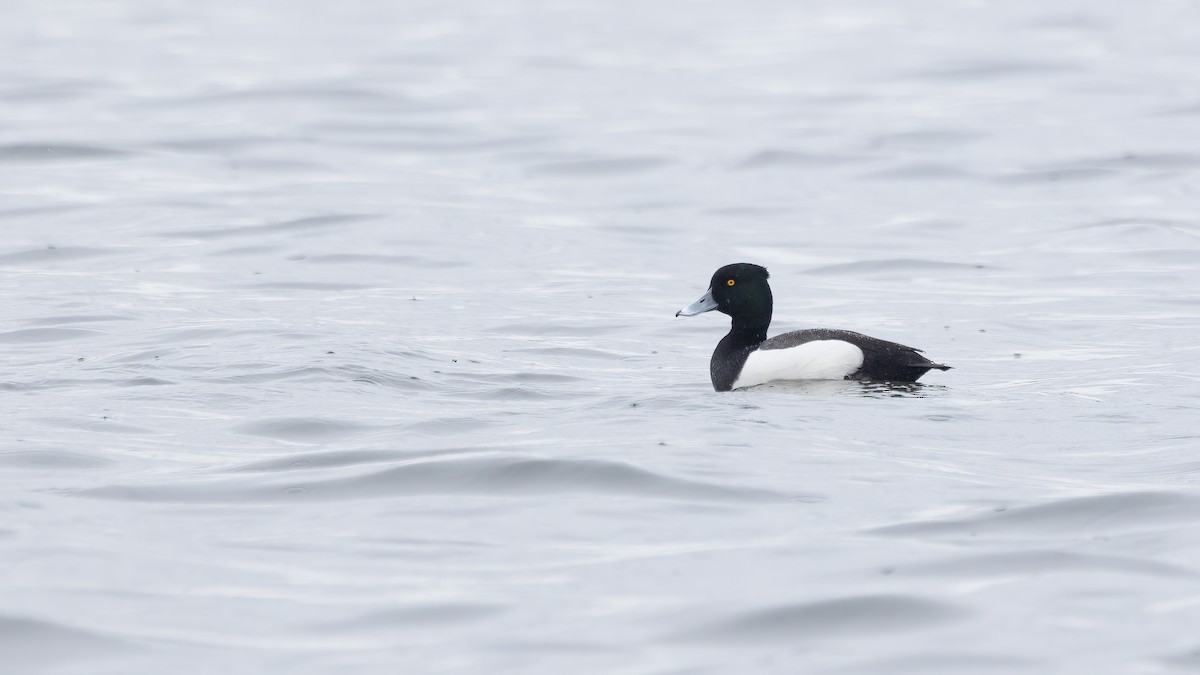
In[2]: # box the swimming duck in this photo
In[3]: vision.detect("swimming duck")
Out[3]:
[677,263,950,391]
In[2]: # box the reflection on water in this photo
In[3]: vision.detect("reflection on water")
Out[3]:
[2,0,1199,672]
[743,380,944,398]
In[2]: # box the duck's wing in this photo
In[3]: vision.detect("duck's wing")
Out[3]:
[760,328,950,381]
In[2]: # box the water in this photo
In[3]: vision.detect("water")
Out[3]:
[3,0,1199,672]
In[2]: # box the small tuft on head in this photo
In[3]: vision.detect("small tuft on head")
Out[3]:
[712,262,769,283]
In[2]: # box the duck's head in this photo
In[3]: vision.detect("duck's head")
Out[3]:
[676,263,773,325]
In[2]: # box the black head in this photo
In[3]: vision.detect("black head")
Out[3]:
[677,263,774,332]
[708,263,771,317]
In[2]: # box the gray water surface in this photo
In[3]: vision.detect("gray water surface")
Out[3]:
[3,1,1200,673]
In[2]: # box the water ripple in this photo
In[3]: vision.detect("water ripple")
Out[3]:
[233,418,380,443]
[0,143,130,162]
[161,214,382,240]
[78,454,797,504]
[804,258,986,275]
[888,549,1195,579]
[314,603,506,630]
[0,615,131,669]
[527,156,671,177]
[0,328,102,343]
[0,246,114,266]
[870,491,1200,540]
[0,450,113,470]
[670,594,966,643]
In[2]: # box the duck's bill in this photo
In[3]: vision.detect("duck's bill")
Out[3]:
[676,289,718,317]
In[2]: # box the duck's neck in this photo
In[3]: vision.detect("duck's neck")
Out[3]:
[728,315,770,346]
[728,287,772,346]
[710,316,770,391]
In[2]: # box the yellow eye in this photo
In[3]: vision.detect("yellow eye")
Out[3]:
[726,279,735,286]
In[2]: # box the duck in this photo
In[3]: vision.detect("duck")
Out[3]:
[676,263,950,391]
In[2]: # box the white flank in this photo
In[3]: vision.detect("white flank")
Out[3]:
[732,340,864,389]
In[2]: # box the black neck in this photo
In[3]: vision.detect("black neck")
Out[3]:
[709,315,770,391]
[730,315,769,345]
